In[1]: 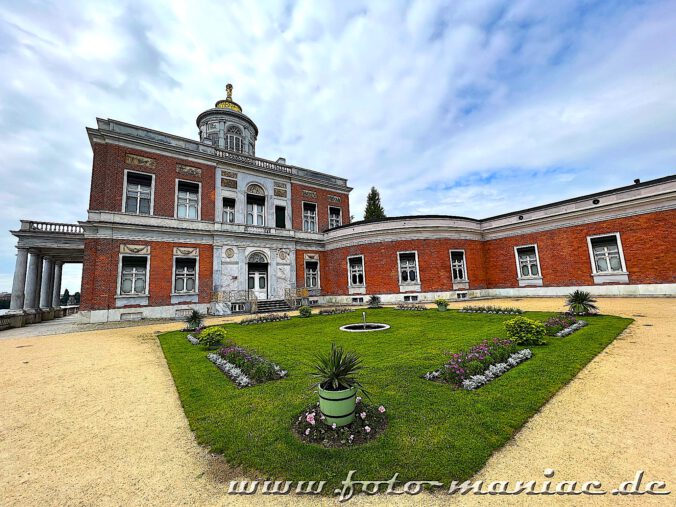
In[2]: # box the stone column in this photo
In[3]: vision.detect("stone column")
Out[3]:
[23,250,41,311]
[34,255,43,309]
[9,247,29,311]
[40,257,54,309]
[52,261,63,308]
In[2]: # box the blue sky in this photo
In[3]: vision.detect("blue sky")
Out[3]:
[1,0,675,293]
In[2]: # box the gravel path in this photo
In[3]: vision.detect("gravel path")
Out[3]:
[0,298,673,506]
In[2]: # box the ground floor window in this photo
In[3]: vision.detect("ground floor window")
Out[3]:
[174,258,197,293]
[305,261,319,288]
[515,245,540,278]
[120,256,148,295]
[589,234,625,273]
[348,256,365,286]
[398,252,418,284]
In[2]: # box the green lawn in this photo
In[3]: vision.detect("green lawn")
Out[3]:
[158,308,631,488]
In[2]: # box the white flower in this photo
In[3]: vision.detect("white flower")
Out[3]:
[364,426,371,433]
[331,423,337,430]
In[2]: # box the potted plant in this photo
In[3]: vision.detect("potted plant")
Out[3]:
[310,343,367,427]
[435,298,448,311]
[566,290,599,315]
[185,309,204,330]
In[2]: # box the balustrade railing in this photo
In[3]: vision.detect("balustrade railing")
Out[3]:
[214,149,293,175]
[211,290,258,303]
[22,221,84,234]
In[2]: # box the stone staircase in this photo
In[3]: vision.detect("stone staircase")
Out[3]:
[255,299,292,314]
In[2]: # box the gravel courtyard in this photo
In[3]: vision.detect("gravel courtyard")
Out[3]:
[0,298,673,506]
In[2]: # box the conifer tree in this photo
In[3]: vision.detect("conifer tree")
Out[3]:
[363,187,386,221]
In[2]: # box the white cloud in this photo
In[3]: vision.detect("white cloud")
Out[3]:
[0,0,675,291]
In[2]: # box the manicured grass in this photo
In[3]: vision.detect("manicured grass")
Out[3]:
[158,308,631,488]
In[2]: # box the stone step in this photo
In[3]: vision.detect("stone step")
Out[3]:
[255,300,292,314]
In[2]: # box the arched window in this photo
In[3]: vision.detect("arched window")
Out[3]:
[226,126,243,153]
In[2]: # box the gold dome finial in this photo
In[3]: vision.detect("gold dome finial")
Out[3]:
[215,83,242,112]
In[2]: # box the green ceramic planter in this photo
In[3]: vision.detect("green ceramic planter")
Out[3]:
[437,305,448,312]
[318,385,358,427]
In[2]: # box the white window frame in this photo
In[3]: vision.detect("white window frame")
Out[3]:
[246,197,265,226]
[514,244,542,280]
[117,254,150,296]
[175,180,201,220]
[397,251,420,286]
[172,256,199,295]
[304,260,320,289]
[122,170,154,215]
[449,249,468,282]
[328,206,342,229]
[302,201,317,233]
[222,197,236,224]
[587,232,628,274]
[347,255,365,287]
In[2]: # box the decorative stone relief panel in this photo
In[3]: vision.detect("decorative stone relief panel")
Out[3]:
[247,183,265,196]
[224,247,236,260]
[221,178,237,189]
[304,253,319,261]
[328,194,342,203]
[125,154,156,169]
[274,187,287,198]
[173,247,199,257]
[302,190,317,199]
[277,248,290,263]
[120,244,150,254]
[177,164,202,177]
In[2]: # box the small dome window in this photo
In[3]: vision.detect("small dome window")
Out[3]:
[226,126,243,153]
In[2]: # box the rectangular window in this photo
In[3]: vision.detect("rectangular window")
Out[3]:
[177,181,199,219]
[516,246,540,278]
[303,202,317,232]
[451,251,467,281]
[590,235,624,273]
[329,206,342,228]
[305,261,319,288]
[125,172,152,215]
[246,195,265,225]
[275,206,286,228]
[398,252,418,284]
[352,297,364,304]
[403,295,419,302]
[174,258,197,294]
[348,256,365,286]
[222,198,235,224]
[120,256,147,295]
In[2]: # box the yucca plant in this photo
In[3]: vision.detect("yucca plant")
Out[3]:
[310,343,367,394]
[185,309,204,330]
[368,295,381,308]
[566,290,599,315]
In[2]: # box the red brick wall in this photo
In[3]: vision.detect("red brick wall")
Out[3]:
[291,183,350,232]
[80,238,213,311]
[484,210,676,287]
[299,239,486,295]
[88,144,215,221]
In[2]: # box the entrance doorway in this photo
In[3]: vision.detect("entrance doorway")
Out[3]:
[246,251,269,300]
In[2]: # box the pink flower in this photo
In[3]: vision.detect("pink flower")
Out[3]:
[365,426,371,433]
[360,412,367,419]
[306,413,316,425]
[305,428,310,435]
[378,405,386,413]
[331,423,337,430]
[356,396,362,403]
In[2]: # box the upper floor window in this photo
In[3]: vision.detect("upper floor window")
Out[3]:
[398,252,418,284]
[120,256,148,295]
[303,202,317,232]
[329,206,342,229]
[348,256,365,286]
[174,258,197,294]
[451,251,467,281]
[226,126,243,153]
[275,205,286,228]
[589,234,625,273]
[223,198,235,224]
[305,261,319,288]
[177,181,199,219]
[515,245,540,278]
[125,172,152,215]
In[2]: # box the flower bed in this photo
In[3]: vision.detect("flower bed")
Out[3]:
[293,398,387,447]
[318,308,354,316]
[543,314,578,335]
[207,345,287,387]
[424,337,527,389]
[240,313,290,326]
[555,319,587,337]
[459,305,523,315]
[396,304,427,311]
[461,349,532,390]
[186,334,200,345]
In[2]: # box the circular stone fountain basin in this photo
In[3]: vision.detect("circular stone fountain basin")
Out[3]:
[339,323,390,332]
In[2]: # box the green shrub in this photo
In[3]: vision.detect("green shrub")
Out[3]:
[198,326,227,347]
[504,316,547,345]
[435,298,448,308]
[299,306,312,318]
